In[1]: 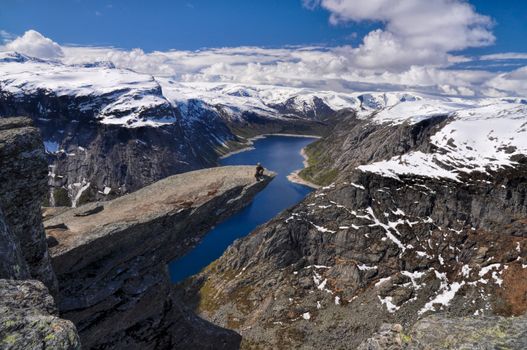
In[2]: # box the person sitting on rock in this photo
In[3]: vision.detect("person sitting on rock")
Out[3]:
[255,163,264,181]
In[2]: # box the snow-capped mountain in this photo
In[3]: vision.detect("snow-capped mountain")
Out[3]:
[0,51,430,128]
[1,50,526,207]
[0,51,353,204]
[180,82,527,350]
[0,51,176,128]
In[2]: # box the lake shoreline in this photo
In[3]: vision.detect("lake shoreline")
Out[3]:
[222,133,321,189]
[170,135,316,282]
[287,148,320,189]
[220,133,321,160]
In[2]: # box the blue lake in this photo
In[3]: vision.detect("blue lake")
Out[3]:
[169,135,317,283]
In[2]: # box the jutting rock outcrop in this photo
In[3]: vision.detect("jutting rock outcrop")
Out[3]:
[0,117,80,349]
[45,166,275,349]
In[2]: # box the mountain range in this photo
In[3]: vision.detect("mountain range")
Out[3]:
[0,50,526,349]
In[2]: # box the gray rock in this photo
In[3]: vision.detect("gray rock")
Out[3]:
[0,207,29,280]
[0,117,58,293]
[359,314,527,350]
[0,279,80,350]
[407,313,527,350]
[180,112,527,349]
[357,324,403,350]
[46,166,275,349]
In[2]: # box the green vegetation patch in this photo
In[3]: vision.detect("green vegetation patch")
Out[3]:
[298,141,339,186]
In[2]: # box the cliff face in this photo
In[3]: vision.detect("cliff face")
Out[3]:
[0,207,28,280]
[0,55,334,207]
[0,117,80,349]
[179,110,527,349]
[0,88,220,206]
[0,117,57,292]
[299,110,450,186]
[45,166,275,349]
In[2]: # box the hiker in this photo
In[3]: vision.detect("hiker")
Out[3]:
[255,162,264,181]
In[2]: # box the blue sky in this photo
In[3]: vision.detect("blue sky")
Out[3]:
[1,0,526,55]
[1,1,526,97]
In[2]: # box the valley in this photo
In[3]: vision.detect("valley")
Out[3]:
[0,49,526,350]
[169,135,317,283]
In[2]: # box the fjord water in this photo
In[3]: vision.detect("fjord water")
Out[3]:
[169,135,317,282]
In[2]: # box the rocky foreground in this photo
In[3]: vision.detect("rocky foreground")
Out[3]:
[179,105,527,349]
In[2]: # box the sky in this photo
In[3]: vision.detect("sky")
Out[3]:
[1,0,527,97]
[1,0,526,54]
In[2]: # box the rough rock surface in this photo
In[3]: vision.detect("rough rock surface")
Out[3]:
[0,117,80,349]
[179,113,527,349]
[0,117,57,292]
[0,279,80,350]
[0,207,28,280]
[45,166,275,349]
[358,313,527,350]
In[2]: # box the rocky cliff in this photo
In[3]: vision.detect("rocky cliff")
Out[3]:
[0,117,57,292]
[0,78,219,206]
[44,166,274,349]
[179,104,527,349]
[0,53,334,207]
[0,117,80,349]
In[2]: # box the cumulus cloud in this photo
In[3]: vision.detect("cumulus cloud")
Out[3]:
[306,0,494,70]
[484,66,527,95]
[58,44,499,96]
[4,30,63,59]
[1,29,523,97]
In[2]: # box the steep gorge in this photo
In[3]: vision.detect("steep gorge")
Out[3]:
[0,116,277,349]
[0,54,334,208]
[179,110,527,349]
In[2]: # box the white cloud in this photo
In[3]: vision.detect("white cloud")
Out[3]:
[0,29,523,97]
[58,44,501,96]
[4,30,63,59]
[480,52,527,61]
[484,66,527,95]
[306,0,494,70]
[0,30,14,43]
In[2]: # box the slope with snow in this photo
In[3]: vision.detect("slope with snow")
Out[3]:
[0,52,176,127]
[358,100,527,180]
[0,51,428,129]
[3,50,527,192]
